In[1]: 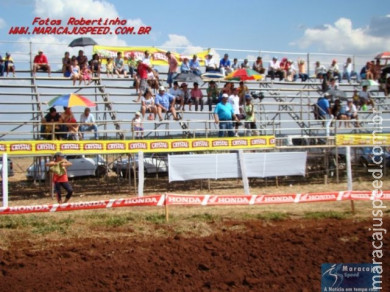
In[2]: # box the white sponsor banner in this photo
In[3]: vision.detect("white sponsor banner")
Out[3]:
[168,152,307,182]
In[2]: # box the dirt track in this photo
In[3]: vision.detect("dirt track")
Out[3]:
[1,217,388,291]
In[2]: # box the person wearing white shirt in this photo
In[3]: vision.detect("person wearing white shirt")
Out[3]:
[205,54,218,72]
[328,59,341,82]
[268,57,284,81]
[79,107,98,139]
[342,57,360,83]
[229,88,242,136]
[169,81,184,110]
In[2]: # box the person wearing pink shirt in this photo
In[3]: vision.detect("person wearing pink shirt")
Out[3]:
[189,82,204,111]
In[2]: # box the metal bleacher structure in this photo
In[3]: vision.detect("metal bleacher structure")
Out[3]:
[1,72,389,144]
[0,44,389,145]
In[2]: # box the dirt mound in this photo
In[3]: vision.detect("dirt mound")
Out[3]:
[0,218,388,291]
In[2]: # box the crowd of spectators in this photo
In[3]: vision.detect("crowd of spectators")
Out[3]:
[3,48,389,139]
[41,107,99,141]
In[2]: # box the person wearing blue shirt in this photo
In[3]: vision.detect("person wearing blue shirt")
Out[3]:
[180,58,191,73]
[316,93,333,136]
[219,54,232,76]
[214,94,239,137]
[189,55,202,76]
[155,86,180,121]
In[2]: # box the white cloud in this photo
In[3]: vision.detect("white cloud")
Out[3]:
[292,17,390,55]
[126,18,145,28]
[0,18,6,29]
[161,34,205,55]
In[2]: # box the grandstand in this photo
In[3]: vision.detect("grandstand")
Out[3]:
[0,66,389,142]
[0,42,389,194]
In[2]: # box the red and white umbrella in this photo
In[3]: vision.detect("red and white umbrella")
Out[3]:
[374,52,390,59]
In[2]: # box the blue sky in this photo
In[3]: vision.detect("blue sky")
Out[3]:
[0,0,389,67]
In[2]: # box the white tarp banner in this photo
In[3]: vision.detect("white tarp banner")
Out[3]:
[168,152,307,182]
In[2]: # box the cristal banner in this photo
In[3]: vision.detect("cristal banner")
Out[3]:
[336,134,390,146]
[0,136,275,156]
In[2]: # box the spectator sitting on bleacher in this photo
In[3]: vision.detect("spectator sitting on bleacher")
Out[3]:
[70,59,82,86]
[352,89,361,107]
[268,57,284,81]
[4,52,15,77]
[62,52,71,77]
[59,107,79,140]
[189,55,202,76]
[286,60,298,82]
[206,81,218,111]
[81,64,92,85]
[141,89,157,120]
[297,59,308,82]
[327,78,339,103]
[76,50,88,69]
[232,58,239,70]
[252,57,265,74]
[219,54,232,76]
[106,57,114,78]
[180,58,191,73]
[147,67,160,92]
[238,81,249,105]
[358,85,375,110]
[360,62,374,80]
[114,52,127,78]
[79,107,98,140]
[331,99,348,127]
[155,86,180,121]
[131,112,144,139]
[33,50,51,77]
[241,59,250,69]
[126,53,137,78]
[169,81,184,110]
[219,82,234,100]
[345,99,358,127]
[327,59,341,82]
[342,57,359,83]
[41,107,61,140]
[180,83,191,111]
[315,61,327,80]
[189,82,204,111]
[90,53,101,78]
[205,53,218,72]
[0,54,4,76]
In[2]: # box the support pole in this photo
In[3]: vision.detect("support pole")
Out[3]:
[138,151,144,197]
[165,193,169,222]
[2,153,8,208]
[238,150,250,195]
[346,146,355,214]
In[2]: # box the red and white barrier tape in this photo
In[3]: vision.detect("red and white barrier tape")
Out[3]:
[0,191,389,215]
